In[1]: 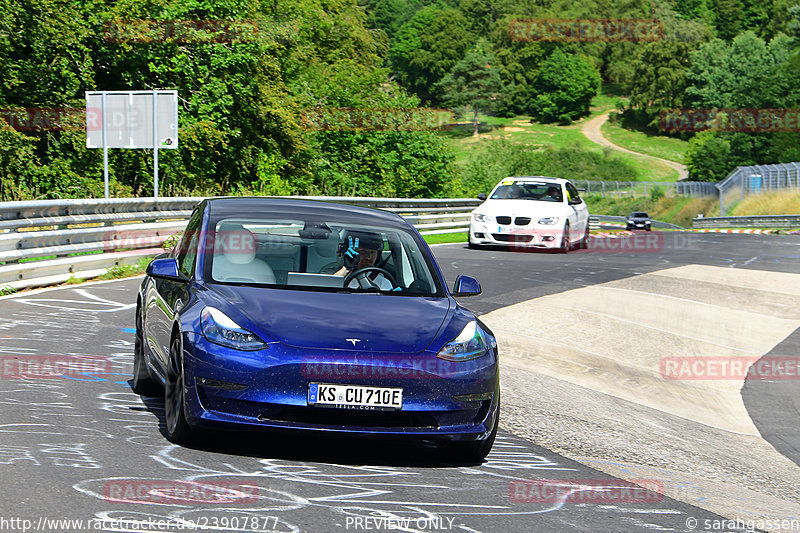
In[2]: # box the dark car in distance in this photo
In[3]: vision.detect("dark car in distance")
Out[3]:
[626,212,652,231]
[134,197,499,462]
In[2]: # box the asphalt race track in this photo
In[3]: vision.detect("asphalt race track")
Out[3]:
[1,232,798,533]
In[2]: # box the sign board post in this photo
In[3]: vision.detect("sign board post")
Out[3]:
[86,90,178,198]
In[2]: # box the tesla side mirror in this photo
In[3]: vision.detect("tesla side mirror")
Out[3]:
[452,275,481,297]
[569,197,582,205]
[477,193,487,201]
[146,257,186,281]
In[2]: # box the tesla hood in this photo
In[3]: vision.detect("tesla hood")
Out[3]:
[203,285,452,353]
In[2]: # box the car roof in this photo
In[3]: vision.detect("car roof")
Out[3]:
[203,197,411,228]
[496,176,569,185]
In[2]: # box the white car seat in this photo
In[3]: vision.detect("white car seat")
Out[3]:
[212,228,276,284]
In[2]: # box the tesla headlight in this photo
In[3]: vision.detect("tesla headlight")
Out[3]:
[201,307,267,351]
[538,217,559,225]
[437,321,491,362]
[472,213,490,222]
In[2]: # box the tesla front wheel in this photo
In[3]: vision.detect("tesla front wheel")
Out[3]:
[165,337,193,444]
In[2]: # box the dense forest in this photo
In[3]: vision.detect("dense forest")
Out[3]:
[0,0,798,200]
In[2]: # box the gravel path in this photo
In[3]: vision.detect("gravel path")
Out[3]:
[582,111,689,180]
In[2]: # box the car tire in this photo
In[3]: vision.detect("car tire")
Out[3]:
[578,224,589,249]
[438,395,499,464]
[468,242,480,250]
[165,336,193,444]
[133,306,160,396]
[559,223,570,253]
[646,227,651,231]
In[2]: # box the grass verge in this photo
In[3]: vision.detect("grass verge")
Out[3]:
[0,285,17,296]
[728,191,800,216]
[602,115,689,164]
[95,257,152,281]
[423,232,468,245]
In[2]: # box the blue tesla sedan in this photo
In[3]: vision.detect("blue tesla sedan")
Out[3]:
[134,197,499,462]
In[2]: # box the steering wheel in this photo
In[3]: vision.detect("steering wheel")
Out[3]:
[343,266,396,289]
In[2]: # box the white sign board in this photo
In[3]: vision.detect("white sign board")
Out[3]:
[85,90,179,198]
[86,90,178,149]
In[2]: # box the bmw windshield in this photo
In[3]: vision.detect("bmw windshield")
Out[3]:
[490,182,563,202]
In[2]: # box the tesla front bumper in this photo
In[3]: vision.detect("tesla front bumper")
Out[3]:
[180,333,499,442]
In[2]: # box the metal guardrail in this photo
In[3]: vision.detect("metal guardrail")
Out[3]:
[717,162,800,215]
[692,214,800,229]
[0,196,480,290]
[572,180,717,199]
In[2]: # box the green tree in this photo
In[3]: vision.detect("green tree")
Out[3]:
[529,49,600,123]
[389,4,474,103]
[685,32,792,109]
[713,0,744,39]
[685,131,731,181]
[435,39,504,136]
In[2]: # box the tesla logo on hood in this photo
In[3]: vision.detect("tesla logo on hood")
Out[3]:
[346,338,361,346]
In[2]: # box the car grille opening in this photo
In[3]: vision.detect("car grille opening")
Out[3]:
[514,217,531,226]
[258,406,439,428]
[257,406,482,429]
[491,234,533,243]
[496,216,511,225]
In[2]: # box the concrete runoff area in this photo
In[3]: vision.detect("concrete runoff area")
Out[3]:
[483,264,800,529]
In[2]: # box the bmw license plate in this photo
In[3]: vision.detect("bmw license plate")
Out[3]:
[308,383,402,410]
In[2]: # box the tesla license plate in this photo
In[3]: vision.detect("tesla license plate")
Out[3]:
[308,383,403,410]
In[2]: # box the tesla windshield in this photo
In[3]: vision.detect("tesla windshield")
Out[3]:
[490,183,563,202]
[205,216,440,295]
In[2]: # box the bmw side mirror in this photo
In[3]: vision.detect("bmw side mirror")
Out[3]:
[146,257,186,281]
[452,275,481,297]
[477,193,487,201]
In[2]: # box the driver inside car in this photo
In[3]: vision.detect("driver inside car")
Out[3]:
[334,231,395,290]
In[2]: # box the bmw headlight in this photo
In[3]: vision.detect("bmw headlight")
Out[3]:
[437,321,492,362]
[201,307,267,351]
[538,217,559,225]
[472,213,490,222]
